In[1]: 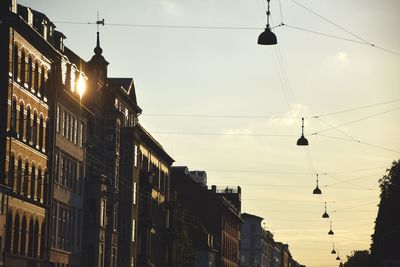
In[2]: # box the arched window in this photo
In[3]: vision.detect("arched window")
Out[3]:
[28,218,34,257]
[23,161,29,196]
[32,112,38,147]
[8,153,15,188]
[16,157,22,193]
[20,50,26,85]
[13,44,18,79]
[45,118,50,153]
[18,103,24,139]
[43,170,48,204]
[20,216,27,255]
[5,211,13,252]
[37,168,42,202]
[30,164,36,200]
[40,221,45,258]
[11,99,17,131]
[33,219,39,257]
[34,62,39,94]
[26,107,31,144]
[40,67,46,98]
[28,56,33,90]
[39,116,44,150]
[13,214,20,254]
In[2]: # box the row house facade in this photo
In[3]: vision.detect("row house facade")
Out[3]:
[240,213,305,267]
[170,166,242,267]
[1,1,59,266]
[137,125,174,267]
[0,2,254,267]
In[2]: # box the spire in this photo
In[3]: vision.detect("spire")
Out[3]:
[94,31,103,55]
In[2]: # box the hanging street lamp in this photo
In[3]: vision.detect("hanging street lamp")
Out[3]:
[313,174,322,195]
[297,117,309,146]
[258,0,278,45]
[328,221,334,235]
[322,202,329,218]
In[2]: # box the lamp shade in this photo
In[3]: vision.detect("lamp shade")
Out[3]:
[258,27,277,45]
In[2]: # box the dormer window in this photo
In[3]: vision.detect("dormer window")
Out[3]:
[42,21,48,41]
[27,8,33,26]
[61,60,67,85]
[70,66,76,92]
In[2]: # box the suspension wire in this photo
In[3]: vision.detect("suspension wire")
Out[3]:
[289,0,370,44]
[324,173,375,190]
[52,19,400,56]
[142,99,400,119]
[317,134,400,154]
[317,99,400,117]
[310,106,400,135]
[278,0,284,24]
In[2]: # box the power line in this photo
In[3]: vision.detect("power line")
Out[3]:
[317,134,400,154]
[206,165,387,175]
[54,20,263,30]
[150,131,296,137]
[141,99,400,119]
[282,24,400,56]
[309,106,400,135]
[289,0,371,44]
[52,18,400,56]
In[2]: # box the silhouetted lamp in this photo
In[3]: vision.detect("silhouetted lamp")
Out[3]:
[339,262,343,267]
[328,221,334,235]
[297,117,309,146]
[313,174,322,195]
[322,202,329,218]
[331,243,336,254]
[336,255,341,261]
[258,0,277,45]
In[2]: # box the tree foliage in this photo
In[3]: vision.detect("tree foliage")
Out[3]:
[370,160,400,266]
[174,208,196,267]
[343,250,369,267]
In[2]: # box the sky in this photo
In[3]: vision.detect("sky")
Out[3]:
[18,0,400,266]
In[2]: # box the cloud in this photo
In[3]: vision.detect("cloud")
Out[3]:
[161,0,180,14]
[267,103,313,127]
[221,128,252,135]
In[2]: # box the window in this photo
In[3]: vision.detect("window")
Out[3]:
[132,219,135,242]
[100,198,106,227]
[13,45,18,79]
[23,161,29,196]
[56,105,60,132]
[30,164,36,199]
[134,145,138,167]
[28,56,33,90]
[62,110,66,136]
[39,116,44,150]
[73,118,78,144]
[34,62,39,94]
[32,112,38,147]
[16,158,22,193]
[66,113,70,140]
[79,122,83,148]
[20,51,25,85]
[37,169,42,202]
[26,107,31,143]
[113,204,118,231]
[8,153,15,189]
[133,182,137,205]
[114,164,119,189]
[18,103,24,139]
[11,99,17,131]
